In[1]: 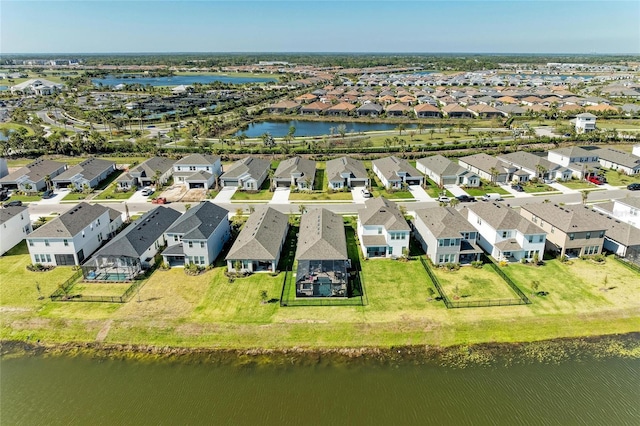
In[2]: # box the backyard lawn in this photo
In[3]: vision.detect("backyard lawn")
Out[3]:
[433,264,519,301]
[522,182,557,194]
[94,184,135,200]
[559,180,594,190]
[289,190,353,201]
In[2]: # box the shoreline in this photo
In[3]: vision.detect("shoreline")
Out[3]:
[2,332,639,367]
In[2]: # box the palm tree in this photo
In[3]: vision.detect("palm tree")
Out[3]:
[536,164,547,180]
[581,190,589,205]
[396,123,406,136]
[44,175,52,191]
[417,123,425,135]
[429,129,435,140]
[337,124,347,143]
[489,167,499,184]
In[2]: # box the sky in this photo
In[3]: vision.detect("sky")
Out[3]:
[1,0,639,54]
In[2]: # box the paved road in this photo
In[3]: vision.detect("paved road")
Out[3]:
[26,188,639,220]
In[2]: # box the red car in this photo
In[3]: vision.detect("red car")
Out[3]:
[587,176,604,185]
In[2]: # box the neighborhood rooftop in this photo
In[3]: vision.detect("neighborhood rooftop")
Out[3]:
[28,202,117,238]
[296,208,348,261]
[325,156,368,183]
[466,202,544,235]
[174,153,221,165]
[414,206,476,239]
[221,156,270,179]
[226,207,288,261]
[274,156,316,179]
[359,197,410,231]
[0,205,28,225]
[521,203,609,232]
[53,157,114,182]
[165,202,228,240]
[0,158,65,185]
[91,206,181,258]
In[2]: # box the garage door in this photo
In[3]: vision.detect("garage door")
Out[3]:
[222,179,238,187]
[189,182,205,189]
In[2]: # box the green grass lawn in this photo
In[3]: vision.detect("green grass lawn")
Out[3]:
[2,238,640,349]
[560,180,594,190]
[68,283,134,298]
[433,264,519,301]
[604,170,640,187]
[231,178,274,201]
[5,193,42,202]
[94,184,135,200]
[62,191,92,201]
[522,182,556,193]
[289,190,353,201]
[424,180,454,199]
[369,172,414,199]
[465,185,510,197]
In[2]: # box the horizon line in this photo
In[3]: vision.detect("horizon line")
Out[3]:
[2,52,639,57]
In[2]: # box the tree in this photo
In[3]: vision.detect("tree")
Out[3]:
[429,129,435,140]
[44,175,52,191]
[396,123,406,136]
[417,123,425,135]
[261,132,275,148]
[489,167,499,184]
[337,124,347,142]
[260,290,268,304]
[581,190,589,205]
[531,280,540,295]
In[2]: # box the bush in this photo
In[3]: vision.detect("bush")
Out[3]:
[26,263,55,272]
[471,260,483,269]
[184,263,205,276]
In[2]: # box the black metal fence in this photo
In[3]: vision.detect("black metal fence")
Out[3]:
[50,270,145,303]
[612,255,640,274]
[418,255,530,309]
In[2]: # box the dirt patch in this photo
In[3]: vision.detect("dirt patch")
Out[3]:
[160,185,187,202]
[181,189,207,202]
[95,320,113,342]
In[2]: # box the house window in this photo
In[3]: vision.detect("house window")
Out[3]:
[34,254,40,263]
[388,247,393,255]
[189,166,196,171]
[82,231,85,238]
[200,242,205,248]
[29,240,33,247]
[188,241,193,248]
[539,235,544,243]
[439,239,444,247]
[173,235,178,242]
[63,239,68,246]
[450,239,456,246]
[378,227,382,235]
[586,232,591,240]
[44,240,50,247]
[200,256,205,264]
[531,215,538,224]
[598,231,604,238]
[477,217,482,225]
[45,254,51,262]
[528,236,533,243]
[551,227,555,234]
[569,233,574,241]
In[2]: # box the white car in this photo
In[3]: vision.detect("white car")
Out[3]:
[361,189,372,198]
[437,195,451,203]
[141,187,154,196]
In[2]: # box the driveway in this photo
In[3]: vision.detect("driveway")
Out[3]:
[499,184,532,198]
[128,189,152,203]
[214,187,237,202]
[445,184,470,198]
[269,187,290,204]
[408,185,431,202]
[548,182,579,194]
[351,187,367,203]
[35,191,66,205]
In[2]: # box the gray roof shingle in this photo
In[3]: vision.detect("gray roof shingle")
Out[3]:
[226,207,288,261]
[414,206,476,239]
[28,202,113,238]
[296,208,348,261]
[325,157,368,183]
[520,203,609,233]
[359,197,410,231]
[466,202,544,235]
[0,205,28,225]
[174,153,220,166]
[372,156,422,181]
[274,157,316,180]
[165,202,228,240]
[53,157,115,182]
[221,156,270,180]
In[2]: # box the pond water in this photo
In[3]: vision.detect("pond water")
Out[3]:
[235,120,423,138]
[92,74,277,87]
[0,85,8,91]
[1,353,638,425]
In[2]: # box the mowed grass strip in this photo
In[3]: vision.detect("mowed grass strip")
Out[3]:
[434,264,519,301]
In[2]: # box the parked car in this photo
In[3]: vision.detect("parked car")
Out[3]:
[456,195,476,203]
[587,176,604,185]
[627,183,640,191]
[361,189,372,198]
[0,189,8,202]
[151,197,167,204]
[3,200,23,207]
[42,189,54,199]
[437,195,451,203]
[543,179,555,184]
[511,184,524,192]
[481,193,503,202]
[141,187,154,196]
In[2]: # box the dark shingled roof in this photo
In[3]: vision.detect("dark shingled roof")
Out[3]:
[226,207,288,261]
[28,202,112,238]
[520,203,609,233]
[359,197,410,231]
[296,208,348,261]
[414,206,476,239]
[91,206,181,259]
[174,153,220,166]
[466,202,544,235]
[53,157,115,182]
[0,205,28,225]
[0,158,65,185]
[221,157,270,180]
[165,202,228,240]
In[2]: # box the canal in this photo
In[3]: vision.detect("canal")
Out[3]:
[235,120,423,138]
[1,353,637,425]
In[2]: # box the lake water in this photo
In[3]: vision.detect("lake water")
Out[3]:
[236,120,421,138]
[1,353,638,425]
[92,74,277,87]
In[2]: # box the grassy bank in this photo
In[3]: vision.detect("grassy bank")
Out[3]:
[1,240,639,350]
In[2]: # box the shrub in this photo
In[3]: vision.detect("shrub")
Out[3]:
[26,263,55,272]
[471,260,483,269]
[184,263,205,276]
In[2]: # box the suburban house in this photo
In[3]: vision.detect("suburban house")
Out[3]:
[0,158,66,192]
[272,156,316,190]
[173,154,222,190]
[519,203,607,258]
[162,202,230,267]
[414,104,442,118]
[547,146,601,179]
[496,152,572,181]
[574,112,597,133]
[268,100,301,114]
[372,156,424,189]
[597,213,640,263]
[356,103,384,117]
[633,145,640,157]
[116,157,175,190]
[357,197,410,258]
[82,206,181,281]
[325,102,356,116]
[295,208,350,298]
[442,104,473,118]
[458,153,517,183]
[467,104,504,118]
[300,101,331,115]
[592,148,640,175]
[225,206,289,273]
[416,155,480,187]
[52,157,116,190]
[10,79,63,95]
[412,206,483,264]
[26,203,122,266]
[594,197,640,228]
[0,205,32,255]
[220,157,270,190]
[325,157,369,190]
[465,202,546,262]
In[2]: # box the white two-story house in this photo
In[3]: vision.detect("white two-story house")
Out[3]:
[0,205,32,255]
[574,112,597,133]
[26,203,122,266]
[547,146,600,179]
[357,197,410,258]
[173,154,222,190]
[163,202,230,267]
[464,202,546,262]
